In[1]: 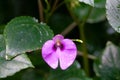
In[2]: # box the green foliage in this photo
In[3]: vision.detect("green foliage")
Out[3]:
[67,0,106,23]
[48,61,92,80]
[4,16,54,59]
[0,35,34,78]
[0,35,5,52]
[94,41,120,80]
[48,13,73,34]
[0,53,34,78]
[79,0,94,6]
[0,0,120,80]
[94,0,105,8]
[106,0,120,33]
[88,0,106,23]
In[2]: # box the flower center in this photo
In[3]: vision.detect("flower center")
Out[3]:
[56,40,61,47]
[53,40,64,51]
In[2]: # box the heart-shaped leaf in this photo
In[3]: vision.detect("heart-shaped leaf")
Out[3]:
[0,34,34,78]
[0,51,34,78]
[106,0,120,33]
[96,41,120,80]
[4,16,54,59]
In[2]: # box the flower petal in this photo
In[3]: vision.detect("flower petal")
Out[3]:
[59,39,77,70]
[42,40,58,69]
[53,34,64,42]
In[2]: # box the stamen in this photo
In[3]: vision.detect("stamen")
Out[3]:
[56,40,61,47]
[53,40,64,51]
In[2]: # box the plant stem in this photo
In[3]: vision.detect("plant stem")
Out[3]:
[45,0,59,23]
[50,0,65,16]
[66,2,93,76]
[44,0,51,22]
[79,23,89,75]
[38,0,44,22]
[77,51,97,60]
[47,0,64,23]
[61,22,77,36]
[45,0,50,11]
[78,6,93,76]
[50,0,59,15]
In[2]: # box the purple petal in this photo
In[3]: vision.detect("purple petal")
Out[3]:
[53,34,64,42]
[58,39,77,70]
[42,40,58,69]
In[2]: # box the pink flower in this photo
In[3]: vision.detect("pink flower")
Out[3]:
[42,34,77,70]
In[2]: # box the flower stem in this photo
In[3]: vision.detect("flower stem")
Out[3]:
[79,23,89,76]
[78,6,93,76]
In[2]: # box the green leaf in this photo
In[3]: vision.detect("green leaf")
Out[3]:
[71,3,106,23]
[22,69,43,80]
[48,61,92,80]
[94,0,106,8]
[79,0,94,6]
[106,0,120,33]
[0,52,34,78]
[88,7,105,23]
[67,0,106,23]
[0,35,34,78]
[98,41,120,80]
[93,58,101,78]
[4,16,54,59]
[0,35,5,52]
[0,25,5,34]
[87,0,106,23]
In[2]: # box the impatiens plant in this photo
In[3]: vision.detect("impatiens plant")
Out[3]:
[42,34,77,70]
[1,0,120,80]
